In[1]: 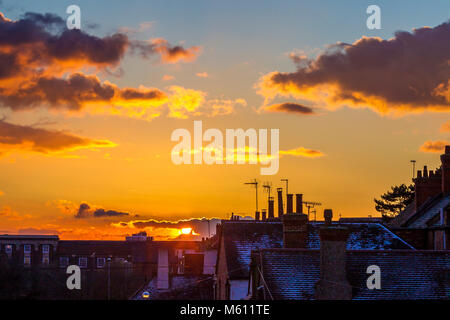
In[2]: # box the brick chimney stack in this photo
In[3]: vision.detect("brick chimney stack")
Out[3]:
[286,194,293,214]
[296,194,303,214]
[414,165,442,210]
[324,209,332,225]
[315,209,352,300]
[282,211,308,248]
[277,188,284,217]
[441,146,450,195]
[268,197,275,219]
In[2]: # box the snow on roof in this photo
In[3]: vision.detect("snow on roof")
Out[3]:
[221,220,414,279]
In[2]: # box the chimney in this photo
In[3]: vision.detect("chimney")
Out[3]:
[277,188,284,217]
[282,212,308,248]
[414,165,442,210]
[255,211,260,221]
[268,197,274,219]
[315,209,352,300]
[441,146,450,194]
[324,209,332,225]
[262,209,267,221]
[286,194,293,214]
[296,194,303,214]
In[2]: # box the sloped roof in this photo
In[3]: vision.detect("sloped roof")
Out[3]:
[221,220,414,279]
[406,194,450,228]
[392,193,450,228]
[259,249,450,300]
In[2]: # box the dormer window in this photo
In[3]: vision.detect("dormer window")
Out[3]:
[78,257,88,268]
[24,244,31,254]
[97,257,106,268]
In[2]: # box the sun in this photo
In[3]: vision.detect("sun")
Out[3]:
[180,228,193,235]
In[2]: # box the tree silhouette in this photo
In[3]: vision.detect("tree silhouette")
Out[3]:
[374,184,415,220]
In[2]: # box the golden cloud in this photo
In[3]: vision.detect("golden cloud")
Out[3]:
[419,140,450,153]
[280,147,325,158]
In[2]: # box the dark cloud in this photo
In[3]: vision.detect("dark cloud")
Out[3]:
[0,72,166,111]
[93,208,129,218]
[75,203,91,219]
[75,203,129,219]
[120,88,166,100]
[125,216,251,238]
[0,11,195,114]
[0,11,127,66]
[259,21,450,114]
[131,38,201,64]
[0,120,115,154]
[131,218,221,238]
[265,102,315,115]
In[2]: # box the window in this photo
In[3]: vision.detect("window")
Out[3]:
[78,257,88,268]
[23,245,31,266]
[5,245,12,256]
[60,257,69,268]
[97,257,106,268]
[24,256,31,266]
[24,244,32,254]
[42,245,50,265]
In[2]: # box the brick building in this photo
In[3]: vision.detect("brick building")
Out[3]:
[0,235,59,267]
[390,146,450,250]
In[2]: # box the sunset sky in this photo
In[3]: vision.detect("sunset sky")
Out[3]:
[0,0,449,240]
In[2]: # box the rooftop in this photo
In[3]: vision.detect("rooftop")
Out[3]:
[258,249,450,300]
[221,220,414,279]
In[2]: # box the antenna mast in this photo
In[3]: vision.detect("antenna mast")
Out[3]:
[410,160,416,180]
[244,179,259,212]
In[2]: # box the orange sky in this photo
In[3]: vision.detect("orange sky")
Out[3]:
[0,3,449,240]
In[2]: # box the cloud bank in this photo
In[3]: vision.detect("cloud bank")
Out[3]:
[257,21,450,115]
[0,120,115,155]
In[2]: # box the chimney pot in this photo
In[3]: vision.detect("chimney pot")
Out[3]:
[423,166,428,178]
[286,194,294,214]
[417,170,422,178]
[277,188,284,217]
[255,211,260,221]
[296,194,303,214]
[268,197,275,219]
[324,209,333,225]
[262,209,267,221]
